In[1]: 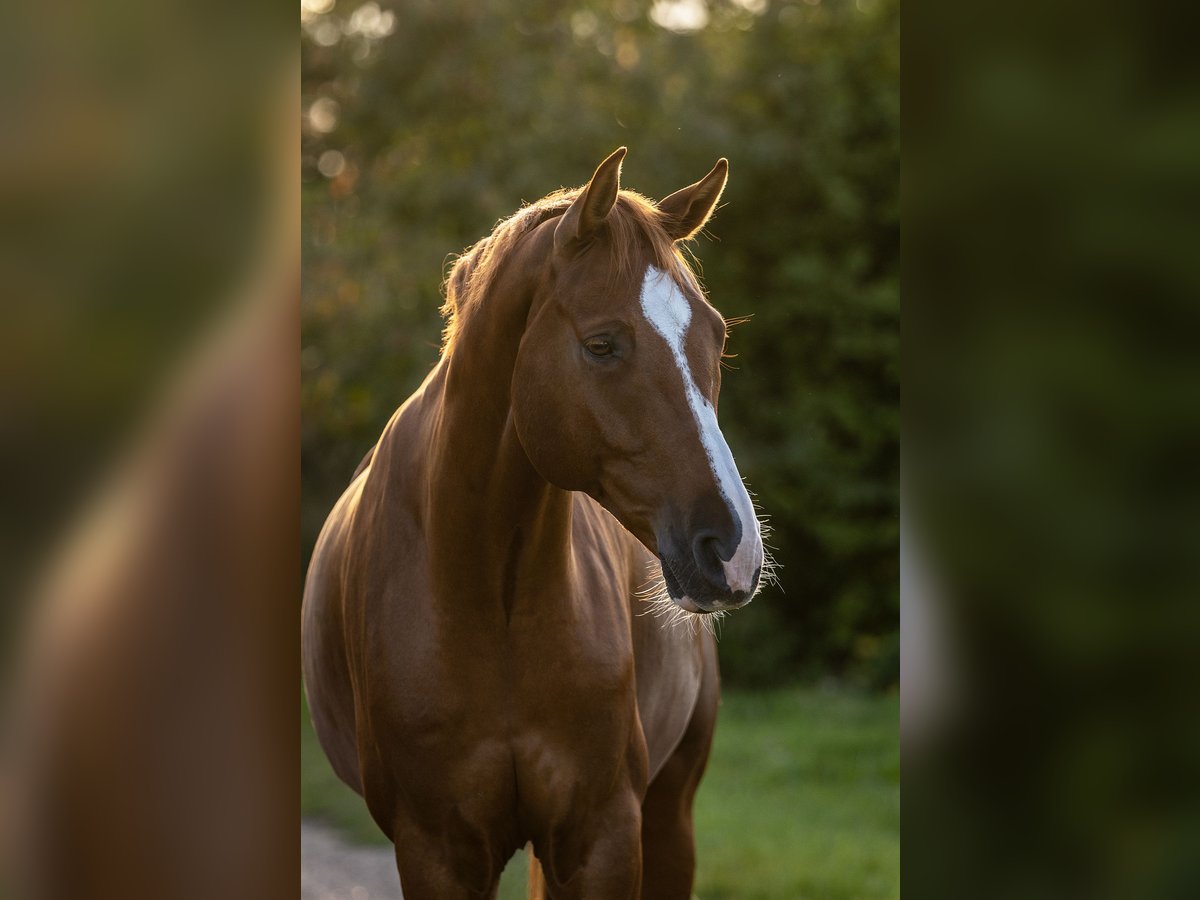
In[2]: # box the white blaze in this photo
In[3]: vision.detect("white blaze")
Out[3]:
[639,267,763,595]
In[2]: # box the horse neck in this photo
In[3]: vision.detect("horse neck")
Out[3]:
[421,234,574,611]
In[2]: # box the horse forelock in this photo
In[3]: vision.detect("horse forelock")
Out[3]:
[439,188,696,355]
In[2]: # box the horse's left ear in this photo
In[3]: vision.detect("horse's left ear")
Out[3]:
[555,147,627,254]
[659,158,729,242]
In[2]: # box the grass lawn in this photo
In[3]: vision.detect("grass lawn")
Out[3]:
[301,686,899,899]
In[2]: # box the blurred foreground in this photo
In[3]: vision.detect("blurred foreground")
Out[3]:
[905,0,1200,896]
[0,2,297,897]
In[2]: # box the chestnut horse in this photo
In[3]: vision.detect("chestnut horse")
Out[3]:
[302,148,767,899]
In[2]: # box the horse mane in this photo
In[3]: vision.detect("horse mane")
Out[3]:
[439,187,698,354]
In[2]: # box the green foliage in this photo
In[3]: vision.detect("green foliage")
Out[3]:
[302,0,898,685]
[301,686,899,898]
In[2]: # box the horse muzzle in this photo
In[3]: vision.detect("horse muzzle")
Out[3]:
[657,534,762,614]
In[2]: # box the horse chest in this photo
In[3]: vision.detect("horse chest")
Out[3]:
[390,616,636,747]
[380,608,644,816]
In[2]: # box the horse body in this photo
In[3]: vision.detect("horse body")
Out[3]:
[304,149,761,899]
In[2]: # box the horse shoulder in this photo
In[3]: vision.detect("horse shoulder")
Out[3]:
[631,602,709,781]
[570,494,709,781]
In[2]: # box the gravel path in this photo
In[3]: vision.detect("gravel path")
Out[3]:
[301,820,402,900]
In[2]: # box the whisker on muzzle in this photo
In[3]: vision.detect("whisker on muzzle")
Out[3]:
[633,560,725,637]
[745,480,782,593]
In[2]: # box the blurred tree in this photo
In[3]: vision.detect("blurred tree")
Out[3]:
[301,0,898,686]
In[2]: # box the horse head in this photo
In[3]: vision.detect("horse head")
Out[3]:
[512,148,765,616]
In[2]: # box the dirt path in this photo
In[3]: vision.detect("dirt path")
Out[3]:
[301,820,402,900]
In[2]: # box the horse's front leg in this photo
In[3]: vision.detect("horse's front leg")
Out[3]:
[537,792,644,900]
[390,820,503,900]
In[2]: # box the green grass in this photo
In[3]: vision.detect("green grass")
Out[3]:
[693,688,900,900]
[302,686,899,899]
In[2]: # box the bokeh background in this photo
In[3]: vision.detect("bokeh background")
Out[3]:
[301,0,899,897]
[301,0,899,689]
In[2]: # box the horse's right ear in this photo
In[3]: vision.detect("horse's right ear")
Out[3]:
[555,147,627,254]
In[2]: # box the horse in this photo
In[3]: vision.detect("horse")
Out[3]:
[302,147,768,899]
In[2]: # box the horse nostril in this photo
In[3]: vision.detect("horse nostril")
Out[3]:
[691,531,729,584]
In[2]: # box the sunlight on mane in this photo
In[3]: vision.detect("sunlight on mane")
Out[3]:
[438,188,700,355]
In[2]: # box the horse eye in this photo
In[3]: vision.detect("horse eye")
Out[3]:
[584,338,613,358]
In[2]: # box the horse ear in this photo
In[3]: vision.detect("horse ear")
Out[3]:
[554,147,627,254]
[659,158,729,242]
